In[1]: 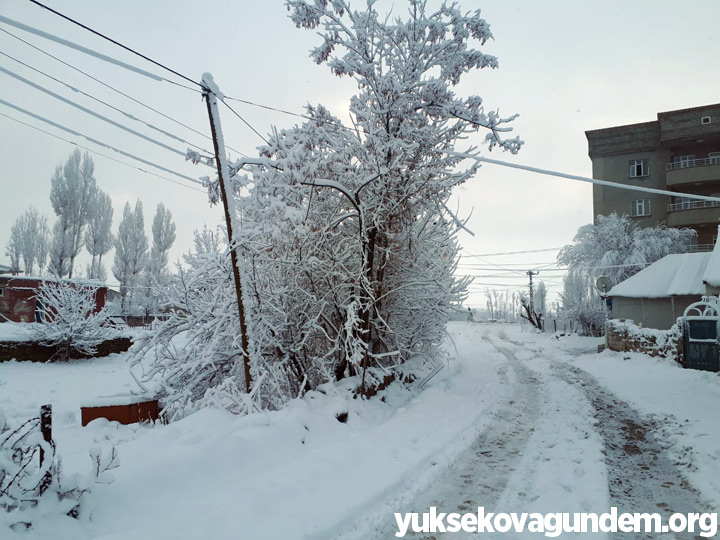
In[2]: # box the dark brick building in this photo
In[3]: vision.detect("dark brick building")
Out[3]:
[0,277,107,323]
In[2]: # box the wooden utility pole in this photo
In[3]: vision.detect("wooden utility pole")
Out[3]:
[201,74,252,393]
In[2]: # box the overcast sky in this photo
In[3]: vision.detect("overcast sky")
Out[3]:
[1,0,719,307]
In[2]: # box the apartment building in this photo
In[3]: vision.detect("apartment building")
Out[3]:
[586,104,720,248]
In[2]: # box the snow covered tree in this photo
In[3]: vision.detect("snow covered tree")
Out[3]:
[48,150,99,278]
[150,203,176,275]
[534,281,547,318]
[558,213,695,335]
[141,0,519,416]
[84,190,114,281]
[112,201,148,313]
[31,277,116,361]
[559,213,695,285]
[5,208,49,275]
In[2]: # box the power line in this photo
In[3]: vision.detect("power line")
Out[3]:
[462,247,564,258]
[0,97,203,185]
[0,26,245,156]
[0,64,195,161]
[219,99,269,145]
[25,0,202,90]
[453,152,720,204]
[0,13,173,84]
[0,110,205,193]
[224,95,360,134]
[0,49,214,157]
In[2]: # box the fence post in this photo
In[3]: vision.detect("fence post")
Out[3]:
[38,404,52,495]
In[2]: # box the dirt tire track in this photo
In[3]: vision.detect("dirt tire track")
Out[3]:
[371,339,541,539]
[552,362,714,539]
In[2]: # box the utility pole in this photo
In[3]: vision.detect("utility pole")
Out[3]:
[201,73,252,394]
[527,270,538,314]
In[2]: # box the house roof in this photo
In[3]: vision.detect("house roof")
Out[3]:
[608,253,711,298]
[701,227,720,287]
[609,228,720,298]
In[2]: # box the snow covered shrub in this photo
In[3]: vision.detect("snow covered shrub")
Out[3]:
[31,277,116,361]
[131,227,259,419]
[0,412,117,530]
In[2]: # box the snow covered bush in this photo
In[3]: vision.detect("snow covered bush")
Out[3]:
[138,0,520,417]
[0,411,119,531]
[31,277,116,361]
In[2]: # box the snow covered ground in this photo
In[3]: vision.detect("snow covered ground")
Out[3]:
[1,322,718,539]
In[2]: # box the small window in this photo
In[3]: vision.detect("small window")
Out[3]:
[709,152,720,165]
[629,159,649,178]
[631,199,651,217]
[673,155,695,168]
[701,116,712,125]
[0,287,4,297]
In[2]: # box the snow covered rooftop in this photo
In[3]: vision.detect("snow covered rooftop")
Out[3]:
[701,225,720,287]
[607,253,710,298]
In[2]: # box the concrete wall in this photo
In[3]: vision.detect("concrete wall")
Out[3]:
[610,295,699,330]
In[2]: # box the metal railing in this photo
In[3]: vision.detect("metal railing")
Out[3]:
[689,244,716,253]
[667,200,720,212]
[666,157,720,171]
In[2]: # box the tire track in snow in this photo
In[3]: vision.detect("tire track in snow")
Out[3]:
[370,336,541,539]
[551,362,715,540]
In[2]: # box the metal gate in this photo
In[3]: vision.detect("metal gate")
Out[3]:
[682,297,720,372]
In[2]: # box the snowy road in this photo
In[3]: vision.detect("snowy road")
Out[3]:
[369,326,717,539]
[2,323,717,539]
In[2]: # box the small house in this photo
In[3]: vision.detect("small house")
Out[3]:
[608,237,720,329]
[0,276,107,323]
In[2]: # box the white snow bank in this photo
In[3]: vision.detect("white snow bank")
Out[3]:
[0,323,508,539]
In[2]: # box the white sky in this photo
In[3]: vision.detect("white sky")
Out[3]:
[1,0,719,307]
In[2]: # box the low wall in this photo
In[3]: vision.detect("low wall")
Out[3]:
[605,319,682,363]
[0,337,133,363]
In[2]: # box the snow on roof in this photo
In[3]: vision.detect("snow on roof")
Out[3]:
[607,252,711,298]
[701,225,720,287]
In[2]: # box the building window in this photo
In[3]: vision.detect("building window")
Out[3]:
[673,155,695,168]
[631,199,651,217]
[0,287,4,297]
[709,152,720,164]
[701,116,712,125]
[629,159,648,177]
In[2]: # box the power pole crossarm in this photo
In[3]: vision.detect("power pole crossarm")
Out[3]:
[201,72,252,393]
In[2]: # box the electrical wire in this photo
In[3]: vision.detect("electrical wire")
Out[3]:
[0,49,214,158]
[219,99,269,145]
[0,64,197,161]
[26,0,202,90]
[0,110,205,192]
[454,153,720,204]
[0,26,246,157]
[0,97,203,185]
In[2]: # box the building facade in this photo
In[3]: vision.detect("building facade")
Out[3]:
[586,104,720,248]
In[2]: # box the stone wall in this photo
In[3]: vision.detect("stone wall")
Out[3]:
[605,319,682,363]
[0,337,133,363]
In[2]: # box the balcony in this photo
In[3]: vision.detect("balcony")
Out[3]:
[666,157,720,187]
[666,199,720,228]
